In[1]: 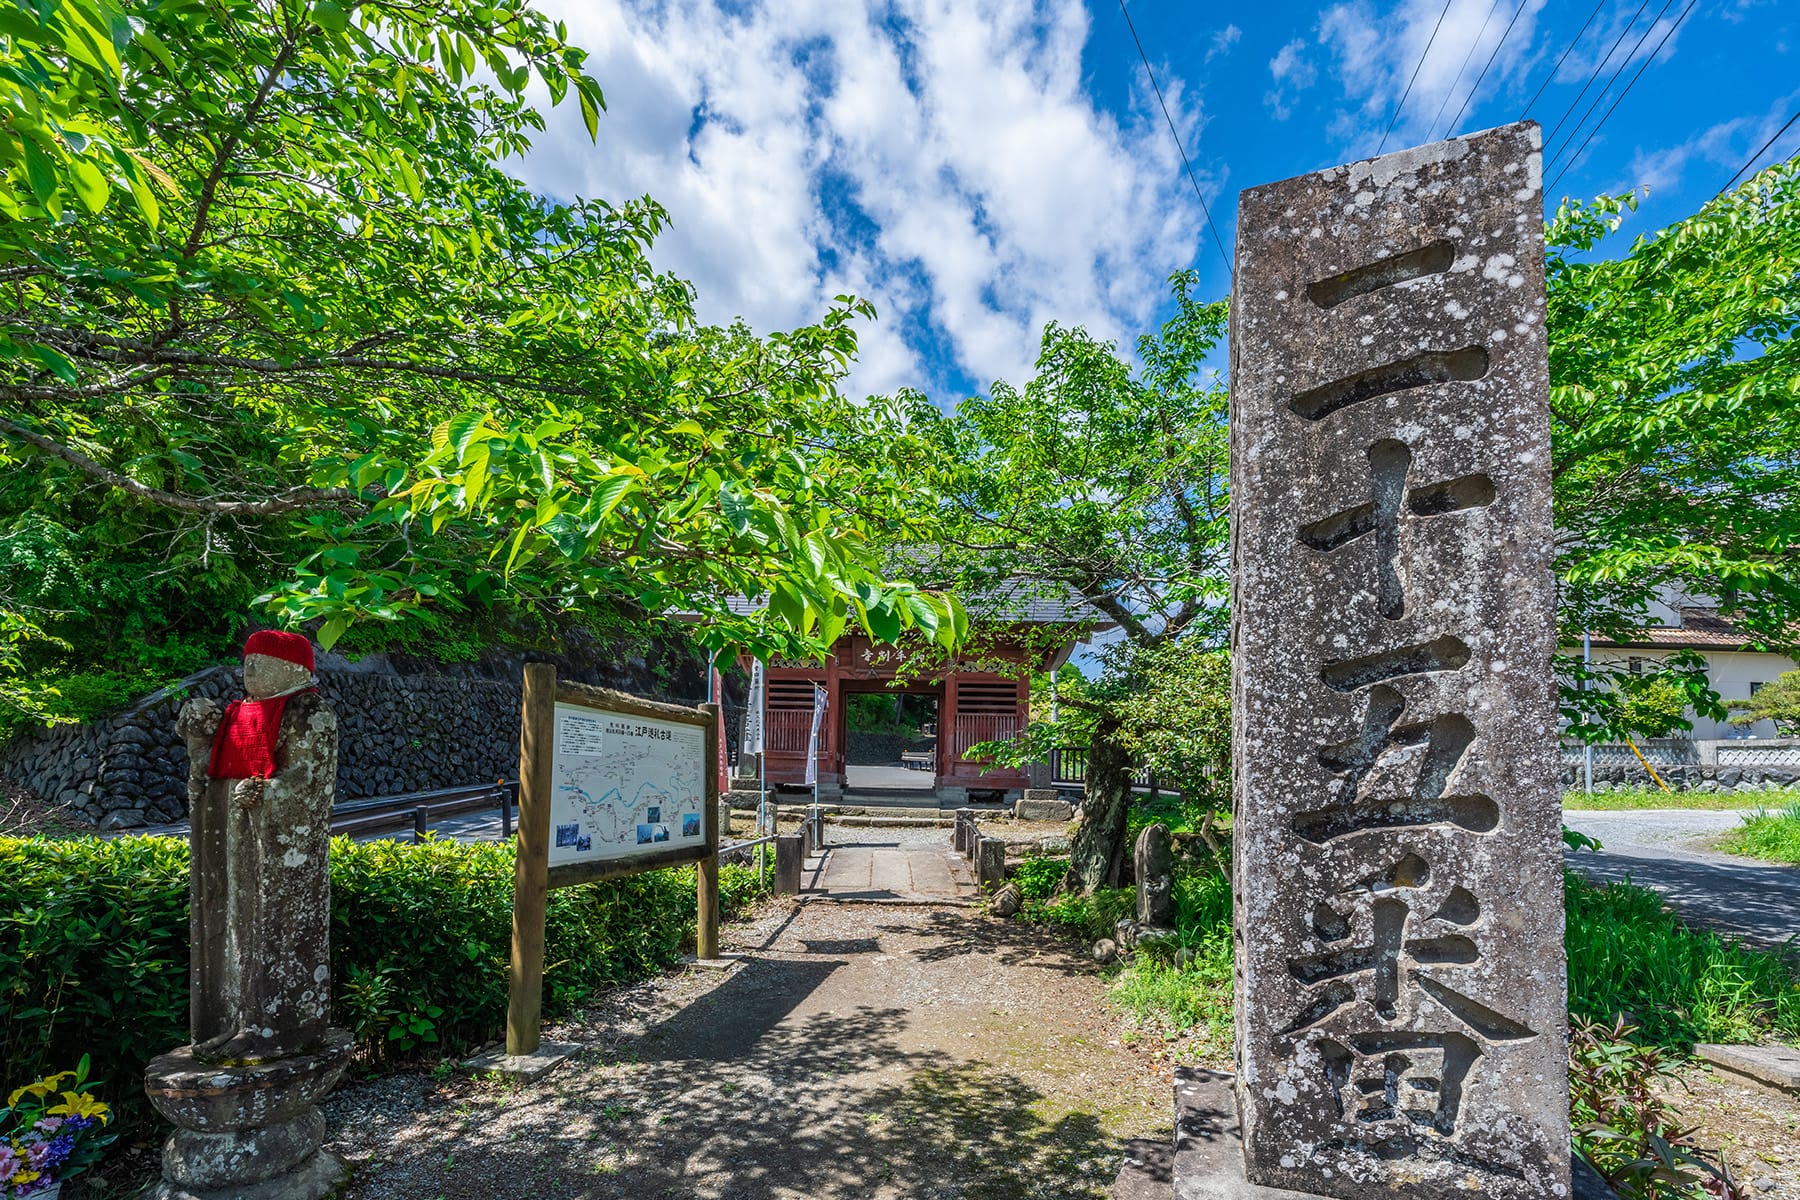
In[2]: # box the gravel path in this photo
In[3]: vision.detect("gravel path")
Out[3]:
[1562,808,1800,948]
[321,890,1166,1200]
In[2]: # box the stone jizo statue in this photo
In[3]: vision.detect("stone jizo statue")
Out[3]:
[175,629,335,1064]
[148,629,350,1200]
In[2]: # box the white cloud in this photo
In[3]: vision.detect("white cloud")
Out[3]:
[1207,24,1243,61]
[1265,37,1318,121]
[1315,0,1548,154]
[1617,89,1800,201]
[510,0,1211,402]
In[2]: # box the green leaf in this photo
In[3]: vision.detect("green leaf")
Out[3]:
[21,137,57,204]
[68,157,110,213]
[312,1,348,33]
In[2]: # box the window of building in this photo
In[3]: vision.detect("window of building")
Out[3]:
[1750,681,1765,695]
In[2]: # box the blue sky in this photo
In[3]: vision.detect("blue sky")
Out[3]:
[518,0,1798,404]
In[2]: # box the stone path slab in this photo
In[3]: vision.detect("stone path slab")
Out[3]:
[1562,809,1800,949]
[808,838,974,903]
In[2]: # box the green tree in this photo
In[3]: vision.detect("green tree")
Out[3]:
[0,0,957,725]
[1729,669,1800,735]
[1616,676,1689,740]
[907,271,1230,891]
[1549,158,1800,735]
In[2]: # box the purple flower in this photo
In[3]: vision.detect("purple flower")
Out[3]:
[31,1117,64,1135]
[0,1144,18,1181]
[63,1114,95,1132]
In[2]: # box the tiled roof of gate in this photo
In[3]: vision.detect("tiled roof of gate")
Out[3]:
[725,581,1112,628]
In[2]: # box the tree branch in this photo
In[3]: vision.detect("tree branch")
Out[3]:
[0,415,362,516]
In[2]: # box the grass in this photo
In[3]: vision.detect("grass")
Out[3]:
[1014,858,1235,1056]
[1564,871,1800,1047]
[1716,800,1800,864]
[1562,785,1787,811]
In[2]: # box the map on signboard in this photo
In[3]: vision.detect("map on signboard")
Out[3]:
[547,702,707,868]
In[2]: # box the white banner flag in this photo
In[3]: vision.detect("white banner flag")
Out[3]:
[743,661,765,757]
[803,682,828,786]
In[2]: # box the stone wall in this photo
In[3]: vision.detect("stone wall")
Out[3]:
[2,637,711,829]
[1560,762,1799,793]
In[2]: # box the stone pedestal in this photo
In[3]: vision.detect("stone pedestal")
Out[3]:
[1229,122,1568,1198]
[144,1032,352,1200]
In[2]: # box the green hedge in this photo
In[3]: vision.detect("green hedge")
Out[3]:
[0,834,766,1119]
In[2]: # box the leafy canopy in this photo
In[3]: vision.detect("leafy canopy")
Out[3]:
[1550,158,1800,736]
[0,0,958,725]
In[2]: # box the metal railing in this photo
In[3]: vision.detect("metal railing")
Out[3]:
[1048,746,1166,793]
[331,781,519,841]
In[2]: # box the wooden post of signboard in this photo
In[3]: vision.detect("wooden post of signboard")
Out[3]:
[506,662,556,1058]
[697,701,721,960]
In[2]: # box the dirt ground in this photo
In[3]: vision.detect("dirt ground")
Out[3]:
[321,895,1169,1200]
[1662,1065,1800,1197]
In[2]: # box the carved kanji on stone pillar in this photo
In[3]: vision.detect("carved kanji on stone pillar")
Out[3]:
[1229,122,1568,1199]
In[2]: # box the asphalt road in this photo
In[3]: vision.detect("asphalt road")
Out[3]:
[1563,808,1800,948]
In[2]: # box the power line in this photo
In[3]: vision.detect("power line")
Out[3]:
[1523,0,1608,119]
[1379,0,1455,155]
[1716,111,1800,198]
[1547,0,1677,173]
[1544,0,1651,149]
[1428,0,1503,141]
[1446,0,1533,137]
[1546,0,1697,195]
[1116,0,1232,275]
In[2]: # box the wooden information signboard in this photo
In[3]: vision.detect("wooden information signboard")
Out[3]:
[506,663,720,1057]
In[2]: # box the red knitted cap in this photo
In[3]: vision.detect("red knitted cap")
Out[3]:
[243,629,315,672]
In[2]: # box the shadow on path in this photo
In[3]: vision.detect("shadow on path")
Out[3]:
[1563,809,1799,949]
[326,901,1142,1200]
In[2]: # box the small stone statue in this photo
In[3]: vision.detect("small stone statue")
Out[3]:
[175,629,335,1063]
[146,630,351,1200]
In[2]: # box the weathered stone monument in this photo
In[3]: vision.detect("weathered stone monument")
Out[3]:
[1229,122,1568,1198]
[145,630,352,1200]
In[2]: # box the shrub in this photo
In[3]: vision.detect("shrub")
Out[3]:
[0,834,766,1127]
[1570,1016,1744,1199]
[1565,872,1800,1046]
[1010,855,1067,901]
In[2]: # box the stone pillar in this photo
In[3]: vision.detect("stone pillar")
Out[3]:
[1134,823,1174,930]
[976,837,1006,890]
[1229,122,1568,1199]
[774,833,803,895]
[147,638,352,1200]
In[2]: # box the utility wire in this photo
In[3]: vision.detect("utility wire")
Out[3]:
[1379,0,1455,154]
[1523,0,1608,119]
[1544,0,1651,148]
[1716,110,1800,198]
[1547,0,1676,172]
[1117,0,1232,275]
[1429,0,1503,141]
[1546,0,1697,195]
[1447,0,1533,137]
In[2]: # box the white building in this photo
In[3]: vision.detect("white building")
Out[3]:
[1574,604,1797,739]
